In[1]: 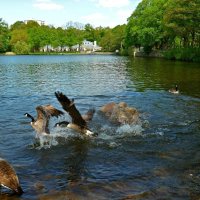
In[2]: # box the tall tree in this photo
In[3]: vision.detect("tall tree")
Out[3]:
[125,0,169,53]
[0,18,9,52]
[10,21,26,31]
[65,27,84,48]
[163,0,200,47]
[84,24,96,42]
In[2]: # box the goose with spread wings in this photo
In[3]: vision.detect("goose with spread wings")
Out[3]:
[55,91,95,136]
[24,105,64,135]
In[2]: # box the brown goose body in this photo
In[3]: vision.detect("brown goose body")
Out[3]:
[100,102,140,125]
[0,158,23,195]
[55,92,95,136]
[24,105,64,134]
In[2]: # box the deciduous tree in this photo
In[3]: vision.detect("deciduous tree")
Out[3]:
[0,18,9,52]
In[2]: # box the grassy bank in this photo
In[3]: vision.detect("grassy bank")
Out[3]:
[163,48,200,62]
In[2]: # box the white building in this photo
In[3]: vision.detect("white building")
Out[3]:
[41,40,101,53]
[81,40,101,52]
[24,20,45,26]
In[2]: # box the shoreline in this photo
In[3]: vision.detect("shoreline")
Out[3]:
[1,51,116,56]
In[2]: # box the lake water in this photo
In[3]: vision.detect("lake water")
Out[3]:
[0,55,200,200]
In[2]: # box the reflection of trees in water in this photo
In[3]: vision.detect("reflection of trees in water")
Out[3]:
[126,58,200,97]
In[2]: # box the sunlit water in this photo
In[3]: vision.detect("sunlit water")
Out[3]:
[0,55,200,200]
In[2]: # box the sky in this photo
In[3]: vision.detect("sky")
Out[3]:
[1,0,142,28]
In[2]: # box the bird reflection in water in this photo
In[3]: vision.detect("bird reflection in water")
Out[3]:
[64,137,90,187]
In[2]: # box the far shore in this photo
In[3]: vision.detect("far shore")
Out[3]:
[2,51,116,56]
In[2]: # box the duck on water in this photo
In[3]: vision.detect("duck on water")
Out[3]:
[0,158,23,195]
[169,85,179,94]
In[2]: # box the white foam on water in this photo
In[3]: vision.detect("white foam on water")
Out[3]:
[34,128,76,149]
[115,124,144,138]
[32,120,148,149]
[96,123,145,141]
[35,134,58,149]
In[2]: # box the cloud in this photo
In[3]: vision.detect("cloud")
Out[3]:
[81,13,108,26]
[33,0,64,10]
[96,0,130,8]
[117,9,133,21]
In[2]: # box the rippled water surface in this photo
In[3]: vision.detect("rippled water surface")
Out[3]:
[0,55,200,200]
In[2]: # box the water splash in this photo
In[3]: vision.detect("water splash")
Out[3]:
[116,124,144,135]
[96,123,144,141]
[30,115,149,150]
[33,129,76,150]
[34,134,58,149]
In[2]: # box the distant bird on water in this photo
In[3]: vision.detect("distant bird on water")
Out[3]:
[169,85,179,94]
[55,91,96,136]
[0,158,23,195]
[24,105,64,135]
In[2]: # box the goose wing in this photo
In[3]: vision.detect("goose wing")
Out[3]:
[55,92,87,128]
[36,105,64,133]
[43,105,64,117]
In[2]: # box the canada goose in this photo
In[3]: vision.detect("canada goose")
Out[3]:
[0,158,23,195]
[24,105,64,135]
[55,92,95,136]
[100,102,140,125]
[54,108,96,126]
[169,85,179,94]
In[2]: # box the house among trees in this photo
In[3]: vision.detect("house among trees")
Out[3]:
[40,40,101,53]
[71,40,102,52]
[81,40,102,52]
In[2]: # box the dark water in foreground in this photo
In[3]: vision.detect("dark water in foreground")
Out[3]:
[0,55,200,200]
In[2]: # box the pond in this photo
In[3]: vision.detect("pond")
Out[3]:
[0,55,200,200]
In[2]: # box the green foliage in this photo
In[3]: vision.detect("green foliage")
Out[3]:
[164,48,200,62]
[84,24,95,42]
[125,0,167,52]
[28,27,42,51]
[0,17,126,54]
[65,27,84,47]
[125,0,200,61]
[0,18,10,52]
[1,0,199,62]
[10,29,28,47]
[13,41,30,54]
[10,21,26,31]
[99,25,126,52]
[163,0,200,47]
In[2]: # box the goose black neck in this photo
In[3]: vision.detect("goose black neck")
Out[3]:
[25,113,35,122]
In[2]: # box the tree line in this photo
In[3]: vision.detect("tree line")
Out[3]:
[0,0,199,61]
[125,0,200,61]
[0,19,125,54]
